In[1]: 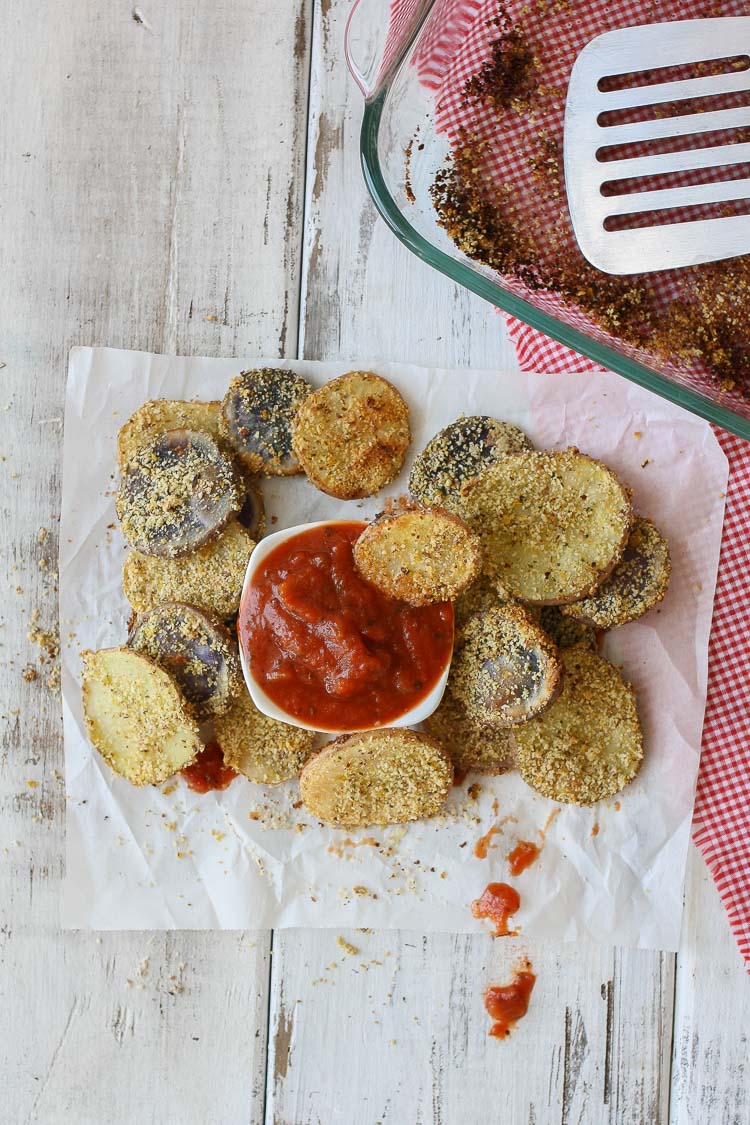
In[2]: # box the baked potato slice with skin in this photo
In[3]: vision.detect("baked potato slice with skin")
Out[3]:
[300,728,453,828]
[122,519,255,619]
[409,415,532,515]
[451,605,563,728]
[291,371,411,500]
[237,476,266,540]
[353,507,481,606]
[81,647,201,785]
[515,646,643,805]
[117,429,241,558]
[425,685,516,776]
[117,400,225,470]
[221,367,312,476]
[461,448,633,605]
[539,606,598,651]
[128,603,241,718]
[215,689,317,785]
[562,516,671,630]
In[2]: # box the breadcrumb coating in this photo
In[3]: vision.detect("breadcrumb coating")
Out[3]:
[216,689,317,785]
[291,371,411,499]
[515,646,643,805]
[221,367,311,476]
[300,729,453,827]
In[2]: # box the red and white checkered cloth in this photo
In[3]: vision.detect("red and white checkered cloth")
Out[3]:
[378,0,750,966]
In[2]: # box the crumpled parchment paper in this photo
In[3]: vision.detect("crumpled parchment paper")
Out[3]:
[60,347,727,948]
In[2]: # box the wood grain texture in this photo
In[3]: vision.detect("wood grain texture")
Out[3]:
[0,1,311,1121]
[671,846,750,1125]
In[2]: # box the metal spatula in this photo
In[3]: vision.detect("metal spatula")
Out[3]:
[563,17,750,275]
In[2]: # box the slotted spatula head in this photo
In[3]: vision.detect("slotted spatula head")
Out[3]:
[563,17,750,275]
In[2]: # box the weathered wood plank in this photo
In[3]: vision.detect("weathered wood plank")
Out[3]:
[670,846,750,1125]
[0,1,311,1121]
[266,3,675,1123]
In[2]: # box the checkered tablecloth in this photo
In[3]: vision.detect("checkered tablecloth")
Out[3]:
[377,0,750,966]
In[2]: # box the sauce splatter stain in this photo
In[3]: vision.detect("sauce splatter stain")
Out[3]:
[472,882,520,936]
[181,742,236,793]
[485,961,536,1038]
[507,840,540,875]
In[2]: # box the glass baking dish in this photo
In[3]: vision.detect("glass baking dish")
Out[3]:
[345,0,750,439]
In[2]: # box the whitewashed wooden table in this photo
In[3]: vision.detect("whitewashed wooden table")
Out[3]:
[1,3,748,1122]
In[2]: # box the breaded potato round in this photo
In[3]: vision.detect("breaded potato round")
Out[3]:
[461,448,632,604]
[122,519,255,619]
[540,606,597,651]
[215,690,317,785]
[353,507,481,606]
[117,429,241,558]
[81,647,201,785]
[237,476,266,540]
[409,415,532,514]
[451,605,563,727]
[117,400,225,470]
[128,603,241,718]
[562,516,671,629]
[221,367,311,476]
[425,685,516,776]
[515,646,643,805]
[300,728,453,827]
[291,371,411,499]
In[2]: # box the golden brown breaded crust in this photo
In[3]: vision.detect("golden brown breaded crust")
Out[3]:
[220,367,311,476]
[514,646,643,806]
[353,507,482,606]
[425,685,516,775]
[128,602,241,718]
[291,371,411,499]
[451,605,563,727]
[116,430,241,558]
[117,400,224,469]
[562,516,671,629]
[539,606,597,651]
[216,690,318,785]
[461,448,632,604]
[81,647,201,786]
[409,414,532,514]
[300,728,453,827]
[122,520,255,619]
[453,574,521,634]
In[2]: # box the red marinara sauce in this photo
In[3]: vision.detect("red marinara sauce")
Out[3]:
[485,963,536,1038]
[472,882,521,936]
[181,742,237,794]
[507,840,540,876]
[240,521,454,730]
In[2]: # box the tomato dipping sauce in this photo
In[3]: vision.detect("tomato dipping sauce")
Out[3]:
[181,742,237,794]
[240,522,454,730]
[471,882,521,936]
[485,963,536,1038]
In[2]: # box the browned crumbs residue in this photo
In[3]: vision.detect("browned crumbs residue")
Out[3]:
[337,936,360,956]
[430,4,750,397]
[404,138,416,204]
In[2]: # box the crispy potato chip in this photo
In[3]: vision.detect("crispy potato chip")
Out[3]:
[562,516,670,629]
[81,647,200,785]
[117,400,224,469]
[425,685,516,776]
[461,448,632,604]
[515,646,643,805]
[221,367,311,476]
[451,605,563,727]
[128,603,241,717]
[300,728,453,827]
[122,519,255,619]
[117,429,241,558]
[291,371,411,499]
[353,507,481,606]
[409,415,532,514]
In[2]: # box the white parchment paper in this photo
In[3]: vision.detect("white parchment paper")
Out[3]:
[60,347,728,948]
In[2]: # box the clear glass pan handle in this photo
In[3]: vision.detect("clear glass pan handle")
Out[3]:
[345,0,434,99]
